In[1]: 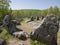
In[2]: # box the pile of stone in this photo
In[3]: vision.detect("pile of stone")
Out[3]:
[30,14,59,45]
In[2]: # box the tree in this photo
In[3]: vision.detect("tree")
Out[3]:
[48,6,54,15]
[53,6,60,16]
[0,0,11,21]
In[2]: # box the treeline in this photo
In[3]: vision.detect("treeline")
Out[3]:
[12,6,60,19]
[0,0,60,22]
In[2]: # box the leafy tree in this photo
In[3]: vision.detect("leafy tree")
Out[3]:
[48,6,54,15]
[0,0,11,21]
[53,6,60,17]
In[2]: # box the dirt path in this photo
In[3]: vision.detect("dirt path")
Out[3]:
[17,22,33,45]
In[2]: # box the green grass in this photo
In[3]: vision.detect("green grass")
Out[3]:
[0,29,13,39]
[0,28,14,45]
[30,40,46,45]
[24,18,30,21]
[30,40,37,45]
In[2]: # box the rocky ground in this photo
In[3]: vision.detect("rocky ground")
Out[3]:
[8,20,60,45]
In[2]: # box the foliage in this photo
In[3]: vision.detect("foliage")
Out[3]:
[0,28,13,45]
[30,40,46,45]
[0,0,11,21]
[12,6,60,20]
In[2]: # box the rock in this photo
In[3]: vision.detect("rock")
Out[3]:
[13,31,29,40]
[30,14,59,45]
[3,15,11,26]
[3,15,29,40]
[27,16,34,23]
[36,16,39,20]
[0,38,6,45]
[0,26,3,33]
[3,15,22,34]
[41,16,44,20]
[30,16,34,21]
[0,22,3,26]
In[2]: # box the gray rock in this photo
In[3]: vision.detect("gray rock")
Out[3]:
[30,16,34,21]
[0,22,2,26]
[36,16,39,20]
[0,26,3,33]
[3,15,22,34]
[30,14,59,45]
[0,38,6,45]
[3,15,28,40]
[13,31,29,40]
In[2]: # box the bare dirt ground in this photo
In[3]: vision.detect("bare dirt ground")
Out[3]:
[8,21,60,45]
[17,22,33,45]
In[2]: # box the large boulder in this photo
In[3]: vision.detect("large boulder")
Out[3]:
[13,31,29,40]
[30,14,59,45]
[3,15,29,40]
[3,15,22,34]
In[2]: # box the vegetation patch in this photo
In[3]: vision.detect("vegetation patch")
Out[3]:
[30,40,46,45]
[0,29,13,45]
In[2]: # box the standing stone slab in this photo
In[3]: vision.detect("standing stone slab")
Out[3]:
[30,14,59,45]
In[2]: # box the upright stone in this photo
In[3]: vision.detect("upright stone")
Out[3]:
[36,16,39,20]
[30,14,59,45]
[3,15,29,40]
[3,15,19,34]
[30,16,34,21]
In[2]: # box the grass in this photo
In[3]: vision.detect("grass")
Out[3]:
[30,40,37,45]
[30,40,46,45]
[0,28,14,45]
[0,29,13,39]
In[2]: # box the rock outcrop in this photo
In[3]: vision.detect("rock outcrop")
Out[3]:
[30,14,59,45]
[3,15,29,40]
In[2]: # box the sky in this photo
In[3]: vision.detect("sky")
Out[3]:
[10,0,60,10]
